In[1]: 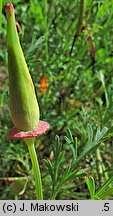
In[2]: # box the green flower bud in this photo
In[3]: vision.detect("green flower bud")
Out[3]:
[6,4,40,131]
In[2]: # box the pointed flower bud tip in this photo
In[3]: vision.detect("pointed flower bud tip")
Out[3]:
[6,3,14,13]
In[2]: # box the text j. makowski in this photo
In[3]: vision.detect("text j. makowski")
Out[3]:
[19,202,79,212]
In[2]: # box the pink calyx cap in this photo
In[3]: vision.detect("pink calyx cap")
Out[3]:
[6,3,14,12]
[8,120,50,139]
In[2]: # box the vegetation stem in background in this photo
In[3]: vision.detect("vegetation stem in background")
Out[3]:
[96,149,104,187]
[43,0,49,63]
[70,0,86,56]
[0,0,2,29]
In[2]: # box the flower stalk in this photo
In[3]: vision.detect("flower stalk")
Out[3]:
[25,138,43,200]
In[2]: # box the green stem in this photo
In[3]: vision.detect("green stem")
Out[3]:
[0,0,2,30]
[70,0,86,56]
[43,0,49,63]
[76,0,86,36]
[25,139,43,200]
[51,190,57,200]
[101,163,109,182]
[14,195,18,200]
[96,149,104,187]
